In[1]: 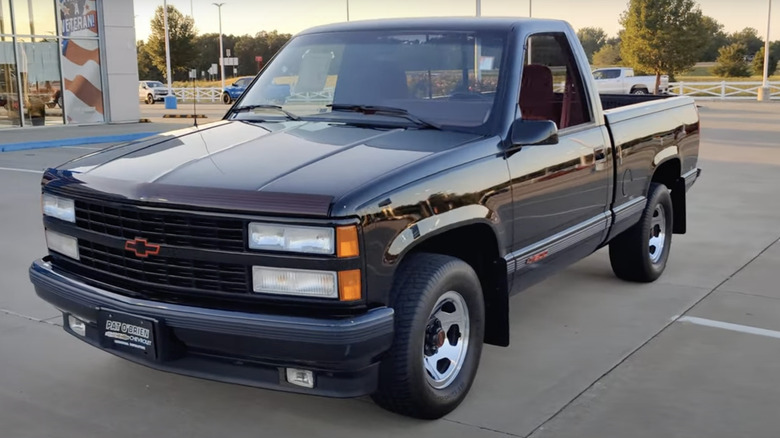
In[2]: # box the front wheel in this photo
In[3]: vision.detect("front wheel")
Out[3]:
[222,93,232,104]
[146,94,154,105]
[609,182,673,282]
[371,253,484,419]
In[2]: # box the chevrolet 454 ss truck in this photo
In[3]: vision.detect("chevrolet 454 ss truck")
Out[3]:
[30,18,700,419]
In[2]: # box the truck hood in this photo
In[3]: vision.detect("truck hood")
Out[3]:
[55,120,481,216]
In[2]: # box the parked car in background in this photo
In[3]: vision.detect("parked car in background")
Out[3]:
[592,67,669,94]
[138,81,169,104]
[221,76,254,104]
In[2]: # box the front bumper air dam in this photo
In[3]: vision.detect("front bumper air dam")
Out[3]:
[29,258,395,398]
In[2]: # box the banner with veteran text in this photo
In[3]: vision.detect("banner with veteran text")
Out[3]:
[60,0,104,124]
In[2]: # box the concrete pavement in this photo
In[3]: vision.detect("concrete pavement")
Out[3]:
[1,101,779,437]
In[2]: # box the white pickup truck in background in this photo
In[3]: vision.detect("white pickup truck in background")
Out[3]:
[592,67,669,94]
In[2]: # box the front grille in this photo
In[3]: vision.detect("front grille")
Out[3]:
[75,200,246,252]
[77,240,251,294]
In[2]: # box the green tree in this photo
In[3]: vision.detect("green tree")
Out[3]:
[769,40,780,61]
[192,33,239,80]
[136,40,163,81]
[146,5,198,81]
[576,27,607,63]
[713,43,751,77]
[592,43,622,66]
[699,16,729,62]
[620,0,709,93]
[728,28,764,55]
[753,46,778,76]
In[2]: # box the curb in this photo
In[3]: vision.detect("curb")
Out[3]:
[162,114,208,119]
[0,132,160,153]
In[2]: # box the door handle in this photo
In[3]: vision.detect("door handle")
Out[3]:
[594,147,607,163]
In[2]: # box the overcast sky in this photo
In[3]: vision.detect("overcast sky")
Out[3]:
[132,0,778,42]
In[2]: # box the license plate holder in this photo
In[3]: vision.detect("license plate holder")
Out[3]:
[98,309,159,361]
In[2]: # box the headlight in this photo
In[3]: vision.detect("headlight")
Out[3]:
[42,193,75,223]
[45,229,79,260]
[252,266,337,298]
[248,223,334,255]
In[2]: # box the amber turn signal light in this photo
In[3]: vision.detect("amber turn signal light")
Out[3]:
[338,270,361,301]
[336,226,359,258]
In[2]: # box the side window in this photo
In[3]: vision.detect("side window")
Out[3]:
[519,33,592,129]
[604,69,620,79]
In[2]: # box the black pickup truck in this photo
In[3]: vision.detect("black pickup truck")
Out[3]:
[30,18,700,419]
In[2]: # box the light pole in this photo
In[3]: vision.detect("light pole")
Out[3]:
[476,0,481,16]
[346,0,350,21]
[163,0,176,108]
[213,3,225,92]
[529,0,532,17]
[759,0,773,101]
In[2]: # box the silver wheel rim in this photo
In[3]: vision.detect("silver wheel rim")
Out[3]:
[423,291,470,389]
[648,204,667,263]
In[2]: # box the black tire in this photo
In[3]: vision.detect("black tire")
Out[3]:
[631,87,649,95]
[146,94,154,105]
[222,93,232,104]
[609,183,673,282]
[371,253,485,419]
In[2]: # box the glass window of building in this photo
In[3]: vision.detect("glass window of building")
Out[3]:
[0,0,105,128]
[1,39,21,127]
[1,0,12,36]
[16,36,63,126]
[12,0,57,36]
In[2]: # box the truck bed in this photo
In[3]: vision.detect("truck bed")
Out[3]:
[599,93,674,111]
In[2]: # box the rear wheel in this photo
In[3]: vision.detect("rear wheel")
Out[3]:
[631,87,649,95]
[222,93,232,104]
[372,253,484,419]
[609,183,673,282]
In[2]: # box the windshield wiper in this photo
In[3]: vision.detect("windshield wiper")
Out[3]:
[231,104,300,121]
[328,104,441,130]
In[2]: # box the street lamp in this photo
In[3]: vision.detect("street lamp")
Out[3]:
[759,0,773,101]
[213,3,226,92]
[163,0,176,108]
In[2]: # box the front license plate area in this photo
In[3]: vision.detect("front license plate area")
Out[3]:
[98,310,158,361]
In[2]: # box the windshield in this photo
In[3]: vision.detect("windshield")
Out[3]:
[235,30,507,130]
[147,81,164,88]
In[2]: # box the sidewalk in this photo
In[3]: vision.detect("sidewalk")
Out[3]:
[0,122,191,152]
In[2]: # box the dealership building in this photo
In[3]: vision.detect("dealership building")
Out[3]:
[1,0,139,129]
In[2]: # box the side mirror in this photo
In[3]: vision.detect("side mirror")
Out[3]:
[510,119,559,146]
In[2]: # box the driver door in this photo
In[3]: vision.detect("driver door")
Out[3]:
[506,32,613,292]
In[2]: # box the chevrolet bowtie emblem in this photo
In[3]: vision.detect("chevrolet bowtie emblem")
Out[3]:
[124,237,161,258]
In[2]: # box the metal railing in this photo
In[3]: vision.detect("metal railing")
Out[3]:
[170,87,223,102]
[669,81,780,100]
[168,82,780,103]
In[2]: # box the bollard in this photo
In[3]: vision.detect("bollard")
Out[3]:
[164,95,178,109]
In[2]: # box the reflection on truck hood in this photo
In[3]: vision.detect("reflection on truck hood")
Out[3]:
[59,120,481,211]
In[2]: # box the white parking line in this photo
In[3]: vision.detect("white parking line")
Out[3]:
[678,316,780,340]
[0,166,41,174]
